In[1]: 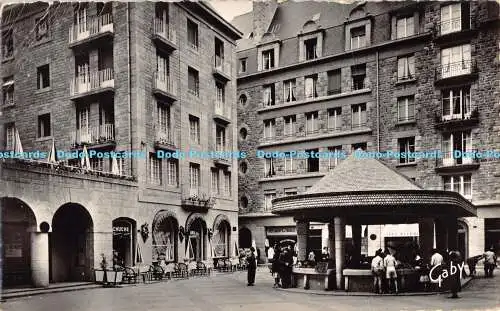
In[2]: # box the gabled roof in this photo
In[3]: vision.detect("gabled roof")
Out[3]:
[305,151,421,195]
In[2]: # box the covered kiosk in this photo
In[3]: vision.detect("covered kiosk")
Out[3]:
[271,153,476,292]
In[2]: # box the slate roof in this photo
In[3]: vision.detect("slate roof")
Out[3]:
[305,151,422,195]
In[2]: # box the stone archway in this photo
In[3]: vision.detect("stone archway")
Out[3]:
[152,210,178,263]
[51,203,93,282]
[213,215,231,258]
[239,227,252,249]
[1,197,37,287]
[185,214,207,261]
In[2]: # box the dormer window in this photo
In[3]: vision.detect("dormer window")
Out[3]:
[304,38,318,60]
[350,26,366,49]
[262,49,275,70]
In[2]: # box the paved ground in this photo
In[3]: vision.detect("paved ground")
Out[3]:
[2,267,499,311]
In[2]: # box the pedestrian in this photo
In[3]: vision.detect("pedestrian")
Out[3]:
[307,250,316,267]
[371,249,384,294]
[448,250,462,298]
[281,246,293,288]
[272,245,281,288]
[384,249,398,294]
[247,246,257,286]
[483,247,497,277]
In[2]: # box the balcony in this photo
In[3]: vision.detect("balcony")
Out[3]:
[70,69,114,99]
[435,150,480,173]
[214,101,231,124]
[154,128,178,151]
[433,17,476,44]
[435,60,478,86]
[71,124,115,148]
[212,56,232,82]
[153,72,177,102]
[435,108,479,131]
[181,192,215,212]
[68,14,113,48]
[153,18,177,50]
[213,146,231,167]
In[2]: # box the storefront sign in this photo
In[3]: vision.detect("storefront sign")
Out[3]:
[113,226,130,235]
[5,244,22,258]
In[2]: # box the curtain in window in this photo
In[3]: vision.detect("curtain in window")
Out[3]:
[304,77,316,98]
[263,87,272,106]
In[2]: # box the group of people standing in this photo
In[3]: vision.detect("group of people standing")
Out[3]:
[268,243,294,288]
[370,248,399,294]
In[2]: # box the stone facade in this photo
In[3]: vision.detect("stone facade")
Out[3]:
[0,2,241,287]
[236,1,500,262]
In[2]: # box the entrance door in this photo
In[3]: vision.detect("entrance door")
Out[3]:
[112,219,135,267]
[189,232,200,261]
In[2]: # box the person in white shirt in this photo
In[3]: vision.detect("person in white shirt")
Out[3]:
[371,249,384,294]
[383,249,398,294]
[431,249,444,267]
[267,246,275,263]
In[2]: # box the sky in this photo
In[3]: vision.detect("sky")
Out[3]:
[210,0,253,22]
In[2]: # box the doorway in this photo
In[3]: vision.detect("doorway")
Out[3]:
[112,218,136,267]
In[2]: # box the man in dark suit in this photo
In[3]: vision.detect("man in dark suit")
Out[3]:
[247,247,257,286]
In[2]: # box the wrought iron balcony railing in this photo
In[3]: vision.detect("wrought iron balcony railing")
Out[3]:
[70,68,114,96]
[153,72,177,96]
[69,13,113,44]
[436,150,480,167]
[435,60,477,81]
[71,124,115,146]
[155,128,177,147]
[436,17,471,36]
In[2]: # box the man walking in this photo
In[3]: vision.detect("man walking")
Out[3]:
[483,247,497,277]
[247,247,257,286]
[384,249,398,294]
[448,250,462,298]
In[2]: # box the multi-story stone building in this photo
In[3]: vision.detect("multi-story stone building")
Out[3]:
[0,2,241,287]
[233,0,500,262]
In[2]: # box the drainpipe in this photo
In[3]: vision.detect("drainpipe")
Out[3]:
[376,51,380,153]
[127,3,133,175]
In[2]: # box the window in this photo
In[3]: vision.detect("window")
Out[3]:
[263,119,275,139]
[156,53,170,80]
[188,67,199,96]
[305,111,318,134]
[306,148,319,172]
[262,49,275,70]
[441,44,471,78]
[2,30,13,59]
[443,175,472,200]
[283,79,296,103]
[397,55,415,81]
[38,114,51,138]
[189,163,200,196]
[327,70,341,95]
[327,108,342,131]
[442,87,471,120]
[37,64,50,89]
[442,131,472,165]
[167,159,178,186]
[351,104,367,128]
[157,103,170,135]
[351,142,367,152]
[187,19,198,49]
[150,154,162,185]
[239,58,247,73]
[35,16,50,41]
[189,115,200,143]
[216,125,226,152]
[283,152,295,174]
[284,188,298,196]
[304,38,318,60]
[304,75,318,99]
[90,158,104,172]
[262,84,275,106]
[440,3,463,35]
[396,16,414,39]
[350,26,366,49]
[239,94,247,106]
[215,82,225,114]
[328,146,342,169]
[264,157,275,177]
[2,76,14,106]
[397,96,415,122]
[398,137,415,164]
[224,171,231,196]
[5,123,15,150]
[264,192,276,211]
[211,168,221,195]
[351,64,367,90]
[77,105,90,135]
[283,115,296,136]
[214,37,224,67]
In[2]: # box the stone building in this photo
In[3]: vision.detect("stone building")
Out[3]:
[233,1,500,262]
[0,2,241,287]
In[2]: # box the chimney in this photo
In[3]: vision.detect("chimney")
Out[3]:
[252,0,278,40]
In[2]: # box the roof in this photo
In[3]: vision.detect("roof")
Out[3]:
[305,151,422,194]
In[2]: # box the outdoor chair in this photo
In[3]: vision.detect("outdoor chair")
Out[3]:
[195,261,208,276]
[203,260,214,276]
[163,263,176,279]
[187,261,198,277]
[149,264,164,281]
[172,262,188,279]
[121,266,138,284]
[229,257,240,272]
[239,258,248,270]
[216,258,229,272]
